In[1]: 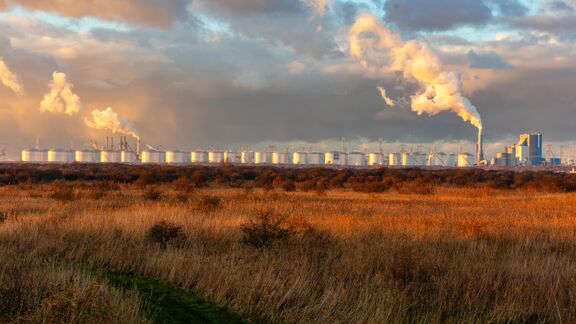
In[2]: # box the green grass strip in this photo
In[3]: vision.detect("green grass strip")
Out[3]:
[103,271,246,324]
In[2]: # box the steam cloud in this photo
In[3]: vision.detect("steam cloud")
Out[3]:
[0,57,24,94]
[349,13,482,130]
[40,72,81,115]
[377,86,396,107]
[85,107,140,139]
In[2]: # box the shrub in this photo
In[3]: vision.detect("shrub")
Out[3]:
[195,196,222,213]
[241,209,295,251]
[281,180,296,192]
[0,211,6,224]
[144,187,164,201]
[172,177,195,193]
[50,186,76,202]
[145,221,186,250]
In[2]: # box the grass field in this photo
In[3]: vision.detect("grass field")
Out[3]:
[1,179,576,323]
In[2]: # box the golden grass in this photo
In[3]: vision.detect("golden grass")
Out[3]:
[1,184,576,322]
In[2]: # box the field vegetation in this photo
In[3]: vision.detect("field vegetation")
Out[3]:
[1,164,576,323]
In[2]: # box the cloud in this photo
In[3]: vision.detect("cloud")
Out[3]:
[0,0,190,27]
[0,57,24,94]
[40,72,81,115]
[300,0,328,17]
[384,0,493,31]
[467,50,513,70]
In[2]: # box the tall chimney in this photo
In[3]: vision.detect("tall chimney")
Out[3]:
[477,128,484,164]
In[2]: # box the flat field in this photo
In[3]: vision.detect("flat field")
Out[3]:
[1,168,576,323]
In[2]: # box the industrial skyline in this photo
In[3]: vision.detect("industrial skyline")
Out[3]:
[1,1,575,158]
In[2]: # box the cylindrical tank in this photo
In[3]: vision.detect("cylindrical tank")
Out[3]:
[293,152,308,165]
[448,153,457,167]
[208,151,225,164]
[167,150,191,164]
[457,153,474,167]
[100,150,122,163]
[141,150,166,164]
[121,151,139,163]
[224,151,240,163]
[48,149,75,163]
[254,151,273,164]
[75,150,100,163]
[308,152,324,165]
[22,149,49,162]
[325,151,347,166]
[368,153,384,166]
[389,153,402,166]
[192,151,209,163]
[348,152,367,167]
[272,152,291,165]
[241,151,255,164]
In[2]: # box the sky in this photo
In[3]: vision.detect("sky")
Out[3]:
[0,0,575,158]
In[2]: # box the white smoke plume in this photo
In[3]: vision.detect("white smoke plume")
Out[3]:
[85,107,140,139]
[0,57,24,94]
[301,0,328,17]
[40,72,81,115]
[349,13,482,130]
[377,86,396,107]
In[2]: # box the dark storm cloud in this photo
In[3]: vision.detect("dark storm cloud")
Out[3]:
[383,0,528,32]
[467,50,512,70]
[383,0,493,31]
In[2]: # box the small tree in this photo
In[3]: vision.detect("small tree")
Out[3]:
[241,210,294,251]
[146,221,186,250]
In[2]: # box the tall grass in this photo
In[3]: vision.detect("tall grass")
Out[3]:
[1,184,576,322]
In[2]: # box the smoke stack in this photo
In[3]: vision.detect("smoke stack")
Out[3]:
[477,128,484,164]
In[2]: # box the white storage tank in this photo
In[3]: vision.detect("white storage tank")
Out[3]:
[121,151,139,163]
[48,149,75,163]
[241,151,255,164]
[254,151,273,164]
[224,151,240,163]
[75,150,100,163]
[348,152,367,167]
[293,151,308,165]
[325,151,347,166]
[272,152,292,165]
[209,151,225,164]
[100,150,122,163]
[457,153,474,167]
[368,153,384,166]
[389,153,402,166]
[22,149,49,162]
[192,151,209,163]
[141,150,166,164]
[308,152,324,165]
[448,153,457,167]
[167,150,191,164]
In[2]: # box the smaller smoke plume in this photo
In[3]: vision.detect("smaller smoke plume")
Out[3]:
[377,86,396,107]
[86,107,140,139]
[0,57,24,94]
[40,72,81,115]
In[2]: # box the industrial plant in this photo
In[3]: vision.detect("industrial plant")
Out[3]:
[19,132,573,169]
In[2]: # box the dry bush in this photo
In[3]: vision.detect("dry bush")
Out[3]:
[145,221,186,250]
[0,211,6,224]
[241,209,295,251]
[50,186,77,203]
[143,186,164,201]
[194,195,222,213]
[172,177,195,193]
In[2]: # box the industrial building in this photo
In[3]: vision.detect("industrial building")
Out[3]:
[492,133,545,166]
